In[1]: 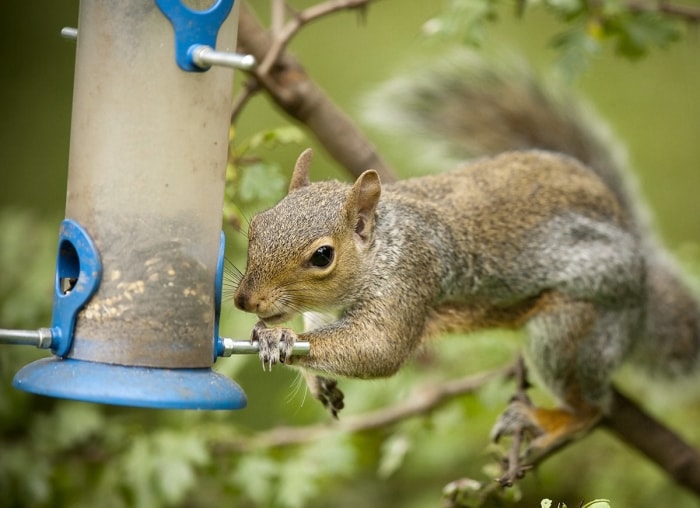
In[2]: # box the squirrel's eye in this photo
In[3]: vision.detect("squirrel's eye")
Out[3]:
[308,245,334,268]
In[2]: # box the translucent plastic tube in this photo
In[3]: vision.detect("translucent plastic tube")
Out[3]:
[63,0,238,368]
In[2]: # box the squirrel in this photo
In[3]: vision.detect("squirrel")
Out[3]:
[233,52,700,457]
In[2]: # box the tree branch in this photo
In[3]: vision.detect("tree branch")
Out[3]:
[234,2,397,182]
[603,388,700,495]
[492,384,700,497]
[445,378,700,501]
[626,0,700,22]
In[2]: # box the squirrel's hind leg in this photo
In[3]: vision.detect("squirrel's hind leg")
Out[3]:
[492,291,638,458]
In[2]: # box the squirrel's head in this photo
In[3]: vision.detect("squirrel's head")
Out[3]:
[234,148,381,325]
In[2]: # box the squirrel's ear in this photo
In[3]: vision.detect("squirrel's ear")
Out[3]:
[348,170,381,243]
[289,148,313,192]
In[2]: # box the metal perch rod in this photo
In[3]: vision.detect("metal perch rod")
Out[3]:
[0,329,53,348]
[219,337,310,356]
[60,27,256,71]
[0,328,309,356]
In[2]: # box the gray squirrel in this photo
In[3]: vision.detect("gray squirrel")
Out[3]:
[233,52,700,456]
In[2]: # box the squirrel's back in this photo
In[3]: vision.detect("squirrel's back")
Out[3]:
[365,50,700,376]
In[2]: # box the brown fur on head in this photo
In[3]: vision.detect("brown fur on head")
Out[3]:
[234,148,382,324]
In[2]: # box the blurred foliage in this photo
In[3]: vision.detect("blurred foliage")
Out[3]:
[425,0,685,77]
[2,208,699,507]
[1,0,700,507]
[224,125,306,229]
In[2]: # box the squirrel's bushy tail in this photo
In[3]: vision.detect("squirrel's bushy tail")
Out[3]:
[364,50,700,376]
[363,51,642,228]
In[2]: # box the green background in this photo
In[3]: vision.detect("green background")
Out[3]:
[1,1,699,507]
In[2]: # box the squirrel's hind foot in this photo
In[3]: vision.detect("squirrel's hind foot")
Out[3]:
[491,396,601,461]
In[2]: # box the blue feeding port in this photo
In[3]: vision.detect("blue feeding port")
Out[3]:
[13,358,247,410]
[156,0,234,72]
[11,220,247,410]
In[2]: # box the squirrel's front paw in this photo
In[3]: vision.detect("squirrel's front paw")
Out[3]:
[252,321,297,371]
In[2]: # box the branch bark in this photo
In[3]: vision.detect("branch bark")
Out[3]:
[235,2,397,183]
[626,0,700,22]
[603,388,700,495]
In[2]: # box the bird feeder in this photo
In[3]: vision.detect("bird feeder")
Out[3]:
[0,0,299,409]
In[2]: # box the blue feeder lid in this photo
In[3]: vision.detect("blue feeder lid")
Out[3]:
[13,357,247,410]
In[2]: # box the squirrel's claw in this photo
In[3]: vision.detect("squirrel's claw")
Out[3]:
[491,398,602,460]
[490,398,543,446]
[252,321,297,371]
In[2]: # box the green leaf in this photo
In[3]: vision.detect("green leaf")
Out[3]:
[121,431,209,508]
[443,478,482,507]
[231,453,278,505]
[122,437,157,508]
[237,161,287,204]
[275,434,357,508]
[152,432,209,504]
[247,126,306,151]
[425,0,499,47]
[544,0,585,20]
[378,433,411,478]
[612,12,681,60]
[551,23,601,79]
[53,402,104,449]
[0,445,52,505]
[582,500,611,508]
[0,210,55,328]
[276,457,322,508]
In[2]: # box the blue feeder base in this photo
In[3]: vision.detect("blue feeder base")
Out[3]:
[13,357,247,410]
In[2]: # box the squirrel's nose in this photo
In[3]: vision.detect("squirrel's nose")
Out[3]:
[234,290,253,312]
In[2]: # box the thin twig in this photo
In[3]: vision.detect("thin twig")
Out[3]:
[211,362,516,453]
[494,355,534,486]
[270,0,286,36]
[230,78,261,123]
[236,2,397,181]
[626,0,700,22]
[257,0,377,76]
